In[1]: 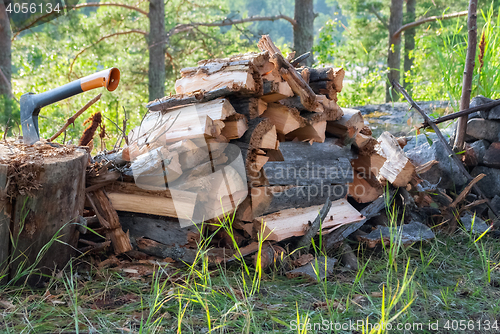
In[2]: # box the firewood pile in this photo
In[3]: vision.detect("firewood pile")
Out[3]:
[79,36,432,271]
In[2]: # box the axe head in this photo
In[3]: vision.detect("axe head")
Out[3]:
[20,93,41,145]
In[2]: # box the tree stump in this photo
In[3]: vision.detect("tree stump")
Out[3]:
[0,139,88,285]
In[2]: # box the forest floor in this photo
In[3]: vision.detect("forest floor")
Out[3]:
[0,229,499,333]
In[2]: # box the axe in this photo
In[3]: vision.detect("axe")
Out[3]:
[20,68,120,145]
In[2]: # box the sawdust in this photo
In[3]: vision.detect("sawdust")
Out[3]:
[0,138,78,199]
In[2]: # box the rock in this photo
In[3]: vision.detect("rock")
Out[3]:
[483,142,500,168]
[285,256,337,281]
[406,140,468,189]
[470,95,500,120]
[471,166,500,198]
[468,140,490,165]
[459,212,490,234]
[358,221,435,248]
[491,195,500,213]
[466,119,500,142]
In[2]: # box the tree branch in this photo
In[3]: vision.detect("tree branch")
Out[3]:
[168,14,297,38]
[392,10,468,39]
[368,5,389,29]
[12,2,148,39]
[69,30,147,76]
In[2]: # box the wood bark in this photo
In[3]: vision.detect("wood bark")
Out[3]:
[403,0,416,93]
[3,147,88,285]
[0,164,9,279]
[386,0,403,102]
[454,0,478,151]
[148,0,166,101]
[0,2,11,98]
[293,0,315,67]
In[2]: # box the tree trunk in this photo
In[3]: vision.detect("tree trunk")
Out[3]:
[0,144,88,286]
[453,0,477,150]
[148,0,166,102]
[294,0,315,66]
[386,0,403,102]
[0,2,12,98]
[403,0,416,94]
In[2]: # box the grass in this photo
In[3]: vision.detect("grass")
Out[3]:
[0,223,499,333]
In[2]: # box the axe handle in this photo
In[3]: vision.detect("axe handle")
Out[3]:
[33,68,120,110]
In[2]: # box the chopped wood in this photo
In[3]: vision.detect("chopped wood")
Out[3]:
[262,140,353,186]
[228,97,267,119]
[254,199,364,242]
[221,114,248,140]
[348,170,383,203]
[261,80,294,102]
[323,192,392,250]
[176,59,263,96]
[119,213,200,248]
[253,241,285,271]
[105,181,198,219]
[86,189,133,254]
[371,131,415,187]
[251,184,348,217]
[261,103,306,134]
[258,35,318,111]
[325,108,365,137]
[126,98,235,158]
[309,80,337,100]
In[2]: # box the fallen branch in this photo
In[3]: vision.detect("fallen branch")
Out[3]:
[392,80,500,226]
[49,93,102,142]
[450,173,485,208]
[419,98,500,128]
[296,197,332,252]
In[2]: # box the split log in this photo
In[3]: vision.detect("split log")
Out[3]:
[251,184,348,217]
[258,35,318,112]
[262,140,353,186]
[254,199,364,242]
[221,114,248,140]
[261,103,306,134]
[0,141,88,284]
[261,80,294,102]
[86,189,133,254]
[370,132,415,187]
[119,213,200,248]
[176,59,263,96]
[348,170,383,203]
[286,111,327,143]
[323,192,391,251]
[195,51,273,75]
[309,80,337,100]
[125,98,235,159]
[326,108,365,137]
[228,97,267,119]
[105,181,198,219]
[299,67,345,91]
[128,146,183,186]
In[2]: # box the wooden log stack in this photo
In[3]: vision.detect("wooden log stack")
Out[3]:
[79,35,417,260]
